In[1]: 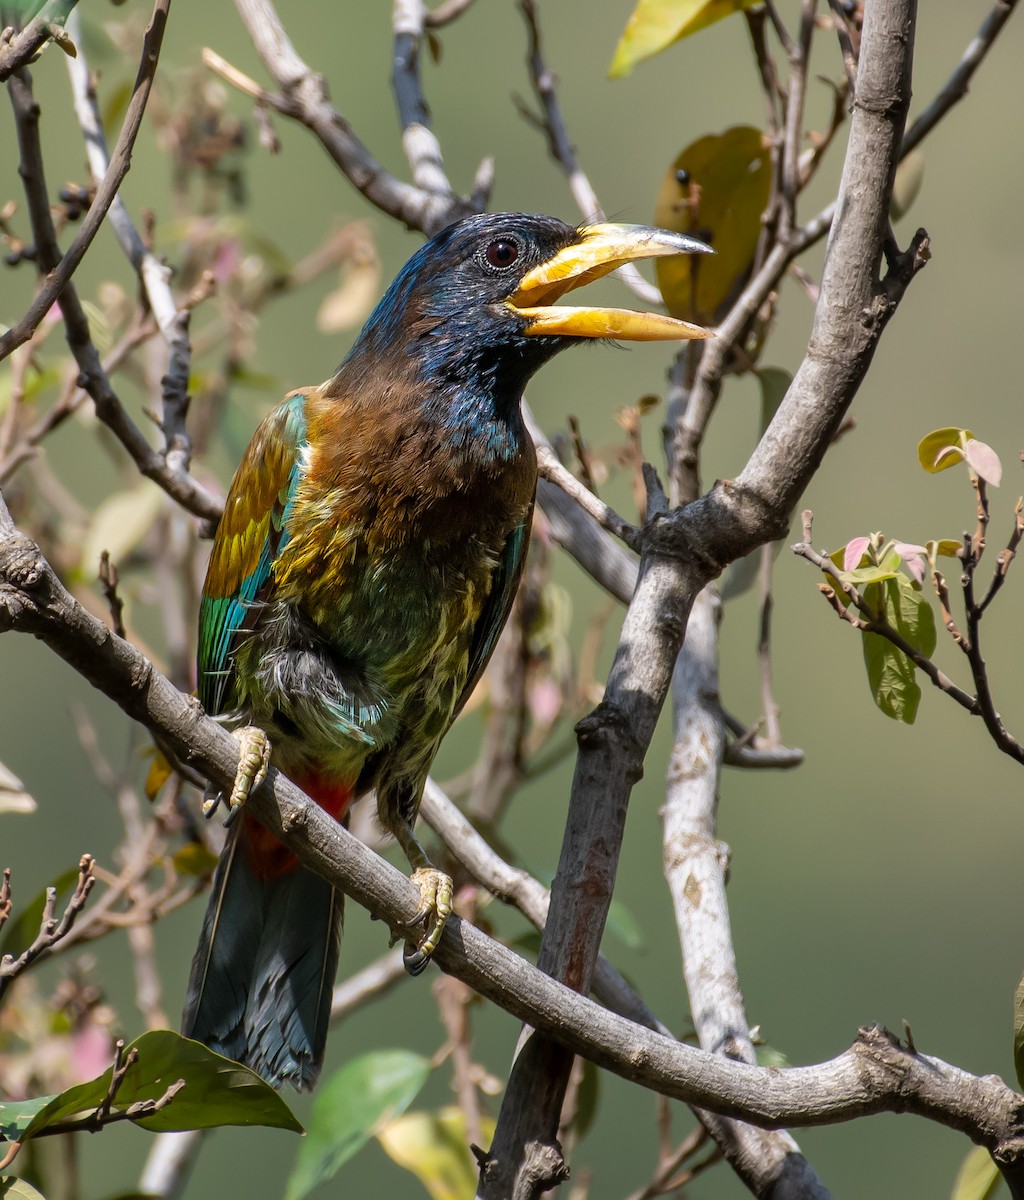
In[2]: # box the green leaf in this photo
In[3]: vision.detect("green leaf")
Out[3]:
[754,1042,789,1068]
[1013,971,1024,1091]
[101,77,134,137]
[918,427,971,473]
[892,575,938,658]
[654,126,771,323]
[951,1144,1003,1200]
[863,632,920,723]
[573,1059,601,1142]
[860,577,935,724]
[610,0,759,76]
[377,1108,493,1200]
[840,565,900,588]
[927,539,964,561]
[0,1177,48,1200]
[0,866,83,958]
[605,896,644,951]
[757,368,791,434]
[17,1032,302,1140]
[79,482,165,580]
[285,1050,431,1200]
[0,1096,53,1141]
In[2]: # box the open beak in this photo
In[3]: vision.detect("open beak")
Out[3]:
[508,223,714,341]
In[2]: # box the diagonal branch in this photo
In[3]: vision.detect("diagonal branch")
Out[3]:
[517,0,661,306]
[0,0,170,366]
[230,0,474,235]
[2,506,1024,1193]
[5,23,221,523]
[64,9,196,476]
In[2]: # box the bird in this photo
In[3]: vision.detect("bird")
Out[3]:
[181,212,712,1090]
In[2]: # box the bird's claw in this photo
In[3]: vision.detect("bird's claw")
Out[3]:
[402,867,453,976]
[202,726,271,827]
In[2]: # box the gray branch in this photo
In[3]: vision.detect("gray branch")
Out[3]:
[230,0,475,235]
[479,2,929,1195]
[1,509,1023,1193]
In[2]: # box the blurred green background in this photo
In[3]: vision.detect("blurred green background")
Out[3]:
[2,2,1023,1196]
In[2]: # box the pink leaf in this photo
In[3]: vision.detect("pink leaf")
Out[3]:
[894,543,928,584]
[843,537,870,572]
[964,438,1002,487]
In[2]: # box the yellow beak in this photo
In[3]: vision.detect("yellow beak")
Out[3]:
[508,223,713,341]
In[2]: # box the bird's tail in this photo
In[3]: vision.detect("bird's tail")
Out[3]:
[181,816,343,1090]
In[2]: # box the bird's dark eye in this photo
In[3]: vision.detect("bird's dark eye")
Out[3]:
[484,238,519,269]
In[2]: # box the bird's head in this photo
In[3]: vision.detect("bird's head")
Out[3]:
[331,213,712,457]
[341,213,711,381]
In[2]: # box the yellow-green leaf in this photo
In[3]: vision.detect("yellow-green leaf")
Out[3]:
[1013,971,1024,1091]
[918,427,971,473]
[890,149,925,221]
[654,126,771,323]
[144,747,173,801]
[172,843,220,877]
[610,0,758,77]
[0,1176,47,1199]
[377,1108,496,1200]
[930,539,964,559]
[951,1144,1003,1200]
[80,482,165,579]
[286,1051,431,1200]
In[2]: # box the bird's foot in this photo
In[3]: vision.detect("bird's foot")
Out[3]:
[402,867,453,976]
[202,725,271,827]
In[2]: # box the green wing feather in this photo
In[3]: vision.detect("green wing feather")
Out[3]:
[455,504,533,718]
[198,392,309,715]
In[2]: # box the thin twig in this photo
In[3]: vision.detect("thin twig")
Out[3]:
[392,0,455,198]
[902,0,1019,159]
[536,444,640,552]
[517,0,661,306]
[0,855,96,998]
[330,947,408,1021]
[0,0,78,83]
[778,0,816,240]
[0,0,171,364]
[5,2,220,521]
[229,0,471,235]
[64,9,196,475]
[794,540,1024,765]
[424,0,479,27]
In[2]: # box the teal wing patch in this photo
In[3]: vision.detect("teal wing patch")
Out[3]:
[198,393,308,715]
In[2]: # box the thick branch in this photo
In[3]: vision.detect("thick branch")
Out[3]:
[2,515,1023,1189]
[481,3,926,1195]
[666,588,830,1198]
